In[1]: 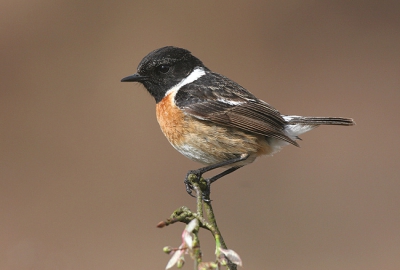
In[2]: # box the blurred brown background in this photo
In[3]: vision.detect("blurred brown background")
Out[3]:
[1,1,399,269]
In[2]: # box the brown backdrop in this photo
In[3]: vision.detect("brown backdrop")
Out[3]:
[1,1,399,269]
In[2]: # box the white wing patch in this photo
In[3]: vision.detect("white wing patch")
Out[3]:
[216,98,245,106]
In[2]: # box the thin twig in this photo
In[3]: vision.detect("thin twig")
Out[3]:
[204,200,237,270]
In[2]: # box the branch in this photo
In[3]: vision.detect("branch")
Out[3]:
[158,174,242,270]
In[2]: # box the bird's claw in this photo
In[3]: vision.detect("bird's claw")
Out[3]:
[184,170,212,201]
[184,179,196,198]
[184,170,200,198]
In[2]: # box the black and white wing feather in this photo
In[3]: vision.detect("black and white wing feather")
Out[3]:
[175,72,299,146]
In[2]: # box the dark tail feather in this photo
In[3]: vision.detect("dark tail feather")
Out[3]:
[284,116,355,126]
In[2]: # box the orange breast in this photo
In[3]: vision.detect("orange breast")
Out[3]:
[156,92,186,147]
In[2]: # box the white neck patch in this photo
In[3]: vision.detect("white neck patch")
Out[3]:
[164,67,206,97]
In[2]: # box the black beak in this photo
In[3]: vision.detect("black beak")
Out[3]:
[121,73,148,82]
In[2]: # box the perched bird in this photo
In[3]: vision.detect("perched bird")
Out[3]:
[121,46,355,199]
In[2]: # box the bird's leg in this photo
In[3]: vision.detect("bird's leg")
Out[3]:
[184,154,249,200]
[201,166,243,201]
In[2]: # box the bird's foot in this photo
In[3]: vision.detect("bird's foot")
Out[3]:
[184,170,211,202]
[184,170,201,198]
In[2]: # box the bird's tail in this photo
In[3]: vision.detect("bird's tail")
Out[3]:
[282,115,355,139]
[266,115,355,154]
[283,115,355,126]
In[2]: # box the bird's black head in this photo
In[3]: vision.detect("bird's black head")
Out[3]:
[121,46,207,103]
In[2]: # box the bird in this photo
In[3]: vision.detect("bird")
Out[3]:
[121,46,355,200]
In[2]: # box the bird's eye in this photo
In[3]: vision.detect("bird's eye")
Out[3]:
[156,65,171,74]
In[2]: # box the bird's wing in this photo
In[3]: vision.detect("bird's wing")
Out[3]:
[174,72,298,146]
